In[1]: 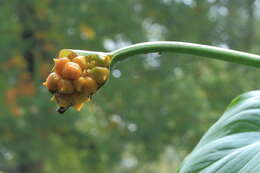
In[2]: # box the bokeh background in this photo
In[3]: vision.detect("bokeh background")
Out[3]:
[0,0,260,172]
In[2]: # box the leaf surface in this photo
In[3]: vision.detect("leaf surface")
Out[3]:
[179,91,260,173]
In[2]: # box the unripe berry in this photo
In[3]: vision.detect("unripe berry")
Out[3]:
[57,79,74,94]
[54,57,70,75]
[89,67,110,84]
[61,62,82,80]
[103,55,111,67]
[86,54,111,67]
[68,53,77,59]
[58,49,77,59]
[72,56,86,69]
[43,72,61,92]
[87,60,96,69]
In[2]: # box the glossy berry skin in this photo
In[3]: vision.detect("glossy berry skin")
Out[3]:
[57,79,74,94]
[61,62,82,80]
[44,72,61,93]
[89,67,110,84]
[83,76,97,94]
[54,57,70,75]
[73,77,86,92]
[43,51,111,113]
[72,56,86,69]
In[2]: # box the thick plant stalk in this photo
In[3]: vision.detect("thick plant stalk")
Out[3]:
[43,41,260,113]
[110,41,260,68]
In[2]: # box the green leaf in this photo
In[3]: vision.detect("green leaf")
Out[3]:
[179,90,260,173]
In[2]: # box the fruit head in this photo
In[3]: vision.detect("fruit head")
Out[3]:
[43,50,111,113]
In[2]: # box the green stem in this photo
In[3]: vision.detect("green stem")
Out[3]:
[110,41,260,68]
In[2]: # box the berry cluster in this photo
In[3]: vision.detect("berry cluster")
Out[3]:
[43,49,111,113]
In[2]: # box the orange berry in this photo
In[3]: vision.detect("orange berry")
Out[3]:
[73,102,85,111]
[72,56,86,69]
[73,77,86,92]
[44,72,61,92]
[57,79,74,94]
[61,62,82,80]
[54,57,70,75]
[83,76,97,94]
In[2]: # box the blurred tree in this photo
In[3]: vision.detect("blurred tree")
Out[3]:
[0,0,260,173]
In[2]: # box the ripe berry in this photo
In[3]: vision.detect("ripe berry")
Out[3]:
[72,56,86,69]
[61,62,82,80]
[54,57,70,75]
[57,79,74,94]
[43,72,61,93]
[73,77,86,92]
[83,76,97,94]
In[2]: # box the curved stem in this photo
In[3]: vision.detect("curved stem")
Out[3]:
[110,41,260,68]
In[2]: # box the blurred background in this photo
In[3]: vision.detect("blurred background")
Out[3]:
[0,0,260,172]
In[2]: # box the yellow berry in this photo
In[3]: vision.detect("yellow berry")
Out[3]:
[89,67,110,84]
[87,60,96,69]
[61,62,82,80]
[71,93,91,111]
[58,49,77,59]
[57,79,74,94]
[72,56,86,69]
[73,77,86,92]
[73,102,85,111]
[103,55,111,67]
[87,55,111,67]
[83,76,97,94]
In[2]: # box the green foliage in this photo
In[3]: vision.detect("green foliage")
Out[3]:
[0,0,260,173]
[179,91,260,172]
